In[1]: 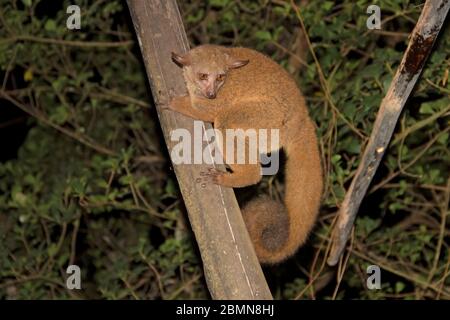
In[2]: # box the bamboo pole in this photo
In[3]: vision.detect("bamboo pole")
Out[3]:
[126,0,272,299]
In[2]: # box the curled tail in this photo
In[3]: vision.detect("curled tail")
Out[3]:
[242,120,323,264]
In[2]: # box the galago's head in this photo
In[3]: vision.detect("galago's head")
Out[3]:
[171,45,249,99]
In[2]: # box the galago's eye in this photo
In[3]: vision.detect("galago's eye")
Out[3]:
[217,74,226,81]
[198,73,208,80]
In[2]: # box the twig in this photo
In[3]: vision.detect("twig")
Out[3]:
[370,127,450,193]
[1,35,133,48]
[391,104,450,146]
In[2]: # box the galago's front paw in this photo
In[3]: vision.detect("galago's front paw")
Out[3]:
[161,98,177,111]
[159,88,182,110]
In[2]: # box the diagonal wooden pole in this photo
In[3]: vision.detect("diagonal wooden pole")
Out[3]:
[328,0,450,266]
[126,0,272,299]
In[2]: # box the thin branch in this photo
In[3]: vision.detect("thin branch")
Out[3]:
[0,35,133,48]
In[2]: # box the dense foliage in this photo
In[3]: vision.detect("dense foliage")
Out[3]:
[0,0,448,299]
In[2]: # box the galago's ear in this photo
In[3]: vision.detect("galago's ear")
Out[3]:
[171,52,191,67]
[227,56,249,69]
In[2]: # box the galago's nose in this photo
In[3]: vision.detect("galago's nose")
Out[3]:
[206,91,216,99]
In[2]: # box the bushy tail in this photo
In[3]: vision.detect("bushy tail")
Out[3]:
[242,121,323,264]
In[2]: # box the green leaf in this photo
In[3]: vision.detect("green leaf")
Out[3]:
[437,132,448,145]
[47,244,58,257]
[71,178,86,195]
[322,1,334,11]
[49,106,69,124]
[255,30,272,41]
[209,0,229,7]
[118,175,132,186]
[44,19,56,32]
[395,282,405,293]
[419,102,434,114]
[164,179,176,197]
[331,154,341,164]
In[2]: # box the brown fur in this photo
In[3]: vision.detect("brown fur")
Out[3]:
[168,45,323,264]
